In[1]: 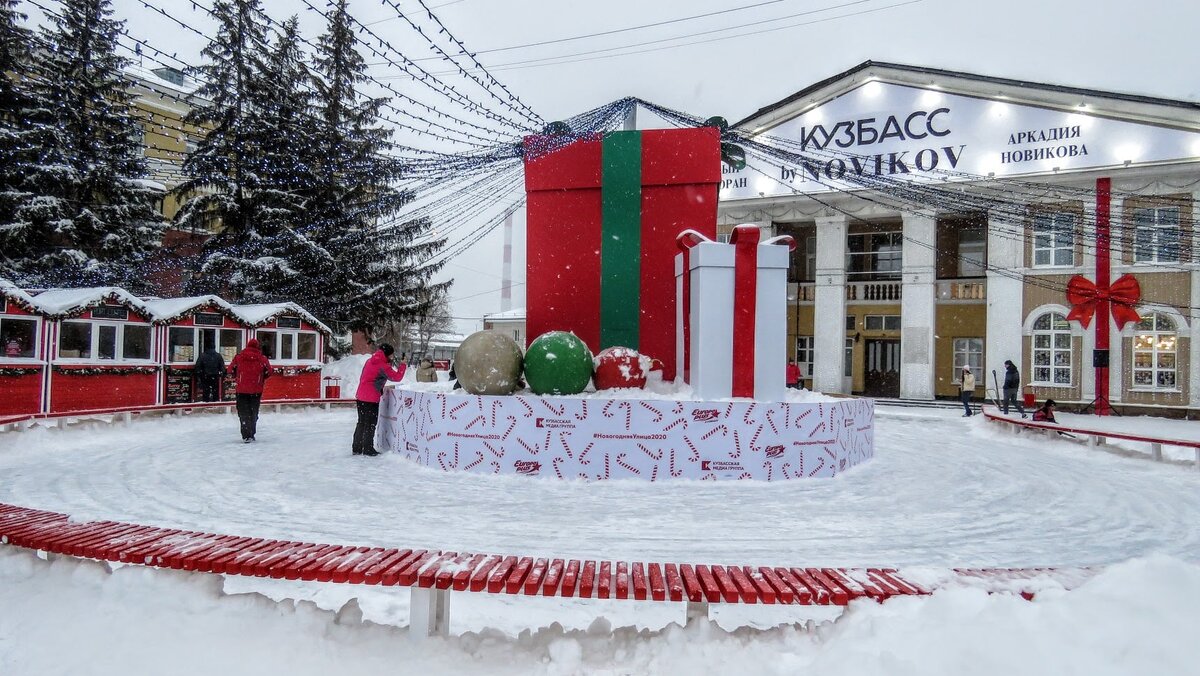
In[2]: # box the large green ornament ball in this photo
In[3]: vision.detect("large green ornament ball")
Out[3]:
[524,331,594,396]
[454,331,524,395]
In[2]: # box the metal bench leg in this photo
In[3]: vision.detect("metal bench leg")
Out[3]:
[409,587,450,639]
[1087,435,1098,448]
[685,601,709,627]
[1151,443,1162,462]
[1194,448,1199,472]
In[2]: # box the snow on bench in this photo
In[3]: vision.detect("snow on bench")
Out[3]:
[0,502,1093,638]
[0,398,355,431]
[982,406,1200,469]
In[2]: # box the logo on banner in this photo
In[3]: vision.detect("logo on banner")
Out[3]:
[535,417,576,429]
[764,445,785,459]
[701,460,744,472]
[405,442,418,452]
[692,409,720,422]
[403,397,414,407]
[514,460,541,475]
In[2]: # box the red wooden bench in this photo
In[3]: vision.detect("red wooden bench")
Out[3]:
[983,406,1200,470]
[0,502,1093,637]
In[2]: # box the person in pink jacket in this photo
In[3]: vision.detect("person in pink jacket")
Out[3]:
[353,343,406,456]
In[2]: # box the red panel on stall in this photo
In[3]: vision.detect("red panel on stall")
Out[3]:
[0,373,43,415]
[50,371,157,413]
[261,371,321,400]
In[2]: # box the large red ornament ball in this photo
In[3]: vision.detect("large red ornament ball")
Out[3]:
[593,347,647,390]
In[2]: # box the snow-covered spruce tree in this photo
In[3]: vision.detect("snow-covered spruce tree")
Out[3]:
[298,0,447,333]
[218,15,322,298]
[0,0,39,257]
[0,0,164,290]
[173,0,274,299]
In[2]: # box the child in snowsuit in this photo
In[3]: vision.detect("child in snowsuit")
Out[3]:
[1033,399,1057,423]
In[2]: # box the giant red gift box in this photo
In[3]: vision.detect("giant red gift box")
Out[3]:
[523,127,721,381]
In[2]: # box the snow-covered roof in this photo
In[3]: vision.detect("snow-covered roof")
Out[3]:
[232,303,332,335]
[30,286,152,319]
[484,307,526,321]
[142,295,245,325]
[0,278,40,313]
[124,64,201,96]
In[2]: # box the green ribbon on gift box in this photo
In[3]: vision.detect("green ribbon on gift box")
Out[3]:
[600,131,642,350]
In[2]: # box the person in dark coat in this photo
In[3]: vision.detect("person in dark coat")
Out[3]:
[229,338,272,443]
[1002,360,1026,417]
[353,343,406,456]
[194,346,226,402]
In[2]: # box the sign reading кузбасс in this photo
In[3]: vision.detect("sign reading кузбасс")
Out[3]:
[719,81,1200,200]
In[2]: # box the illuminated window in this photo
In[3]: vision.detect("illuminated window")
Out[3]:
[1132,313,1176,390]
[952,338,983,383]
[1031,312,1072,385]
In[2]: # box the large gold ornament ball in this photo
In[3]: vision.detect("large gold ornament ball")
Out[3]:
[454,331,524,395]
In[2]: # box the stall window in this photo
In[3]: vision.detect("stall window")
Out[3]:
[1032,312,1072,385]
[123,325,152,360]
[219,329,242,361]
[1,316,38,359]
[168,327,196,363]
[297,333,317,360]
[257,330,278,359]
[1132,313,1177,390]
[257,329,319,361]
[59,321,152,361]
[59,322,93,359]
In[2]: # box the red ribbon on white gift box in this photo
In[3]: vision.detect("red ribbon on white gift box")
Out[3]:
[677,225,794,397]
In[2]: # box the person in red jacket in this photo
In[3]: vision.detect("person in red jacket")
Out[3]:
[229,338,272,443]
[353,343,406,456]
[786,359,802,389]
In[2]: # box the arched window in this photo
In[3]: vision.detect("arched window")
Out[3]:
[1032,312,1072,385]
[1132,313,1177,390]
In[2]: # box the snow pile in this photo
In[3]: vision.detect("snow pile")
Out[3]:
[392,377,836,403]
[232,302,331,334]
[321,353,370,398]
[1,546,1197,675]
[142,295,239,323]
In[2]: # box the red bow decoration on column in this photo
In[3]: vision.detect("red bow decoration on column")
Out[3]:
[1065,273,1141,329]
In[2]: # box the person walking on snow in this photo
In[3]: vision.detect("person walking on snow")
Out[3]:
[353,343,406,456]
[230,338,271,442]
[1002,359,1027,417]
[786,359,802,389]
[194,345,226,402]
[959,365,976,416]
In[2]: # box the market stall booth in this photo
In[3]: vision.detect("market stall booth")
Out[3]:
[145,296,249,404]
[234,303,330,400]
[32,287,158,413]
[0,279,49,416]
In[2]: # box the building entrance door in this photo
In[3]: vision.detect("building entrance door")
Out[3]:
[864,339,901,398]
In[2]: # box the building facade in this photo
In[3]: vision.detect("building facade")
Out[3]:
[717,62,1200,415]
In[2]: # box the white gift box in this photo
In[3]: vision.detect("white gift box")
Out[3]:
[674,225,793,401]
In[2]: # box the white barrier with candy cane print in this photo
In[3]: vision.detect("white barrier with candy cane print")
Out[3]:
[378,387,874,481]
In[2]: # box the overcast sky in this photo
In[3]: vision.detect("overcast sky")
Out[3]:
[22,0,1200,332]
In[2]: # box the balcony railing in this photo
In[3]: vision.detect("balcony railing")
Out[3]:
[937,279,987,301]
[788,283,816,303]
[847,281,901,302]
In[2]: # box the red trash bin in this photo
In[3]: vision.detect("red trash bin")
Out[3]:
[1022,388,1036,408]
[323,375,342,399]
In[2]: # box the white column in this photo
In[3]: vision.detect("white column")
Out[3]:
[1080,200,1097,403]
[1107,196,1124,403]
[1191,238,1200,409]
[900,210,936,400]
[986,211,1024,389]
[813,214,847,394]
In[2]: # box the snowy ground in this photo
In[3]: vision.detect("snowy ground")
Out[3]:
[988,407,1200,463]
[1,406,1198,672]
